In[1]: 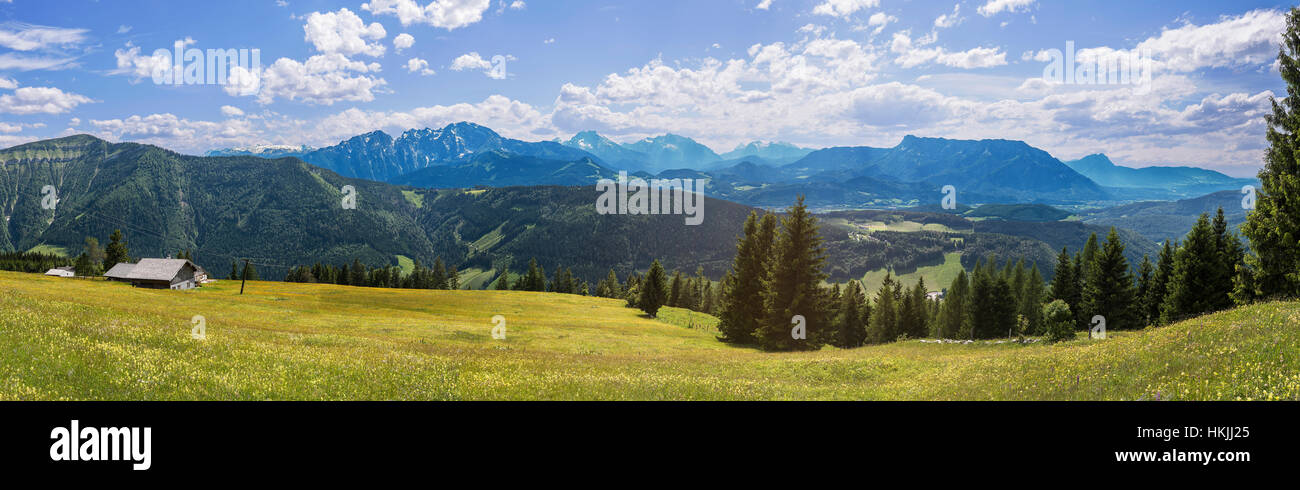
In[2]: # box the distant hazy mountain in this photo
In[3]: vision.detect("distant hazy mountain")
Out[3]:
[205,144,314,159]
[562,131,650,171]
[300,122,602,182]
[771,136,1109,204]
[719,141,814,166]
[393,151,616,188]
[1065,154,1257,199]
[622,133,722,172]
[1081,190,1250,244]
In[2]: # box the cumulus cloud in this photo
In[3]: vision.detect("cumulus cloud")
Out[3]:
[0,86,93,114]
[304,8,388,57]
[891,31,1007,69]
[89,113,257,148]
[450,52,506,78]
[756,0,773,10]
[977,0,1036,17]
[362,0,493,30]
[0,76,16,89]
[394,33,415,52]
[406,57,435,75]
[221,105,245,117]
[863,12,897,35]
[813,0,880,18]
[110,42,173,81]
[234,53,386,105]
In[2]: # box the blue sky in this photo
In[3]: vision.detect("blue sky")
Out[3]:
[0,0,1290,176]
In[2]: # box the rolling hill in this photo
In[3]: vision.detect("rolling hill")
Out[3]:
[3,270,1296,400]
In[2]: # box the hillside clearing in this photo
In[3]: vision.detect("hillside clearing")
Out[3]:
[1,270,1296,400]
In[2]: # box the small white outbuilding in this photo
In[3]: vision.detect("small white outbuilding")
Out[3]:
[44,266,75,278]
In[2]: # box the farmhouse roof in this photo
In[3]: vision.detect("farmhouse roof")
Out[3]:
[122,258,195,281]
[103,262,137,278]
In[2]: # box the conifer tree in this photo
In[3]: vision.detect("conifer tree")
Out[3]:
[1243,7,1300,299]
[104,229,130,270]
[1148,240,1175,325]
[937,270,968,339]
[1135,255,1155,327]
[757,196,829,351]
[869,273,899,343]
[1162,214,1219,323]
[639,260,669,318]
[1020,264,1045,335]
[832,280,869,348]
[719,212,773,344]
[432,258,448,289]
[495,265,511,290]
[1083,228,1136,330]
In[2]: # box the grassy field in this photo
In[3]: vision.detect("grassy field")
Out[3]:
[858,252,965,293]
[2,270,1297,400]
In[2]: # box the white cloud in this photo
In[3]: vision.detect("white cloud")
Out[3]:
[509,1,526,10]
[406,57,435,75]
[864,12,897,35]
[450,52,506,78]
[891,31,1007,69]
[0,77,16,89]
[362,0,493,31]
[235,53,386,105]
[978,0,1035,17]
[394,33,415,52]
[756,0,773,10]
[934,4,963,29]
[0,86,93,114]
[1136,9,1285,73]
[543,38,556,44]
[0,22,88,51]
[812,0,880,18]
[304,8,388,57]
[0,53,76,71]
[117,25,133,34]
[221,105,245,117]
[110,42,173,81]
[89,113,257,148]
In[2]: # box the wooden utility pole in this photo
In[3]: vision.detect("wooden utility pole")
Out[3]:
[239,259,249,295]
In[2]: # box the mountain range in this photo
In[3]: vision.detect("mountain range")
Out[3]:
[194,122,1255,208]
[2,134,1169,287]
[1066,154,1258,200]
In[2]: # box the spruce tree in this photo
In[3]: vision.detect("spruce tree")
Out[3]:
[104,229,130,270]
[719,212,774,344]
[1020,264,1045,335]
[229,261,239,280]
[832,280,869,348]
[1242,6,1300,299]
[1162,214,1219,323]
[639,260,669,318]
[758,196,829,351]
[495,265,511,290]
[1135,255,1155,327]
[1083,228,1136,330]
[937,270,968,339]
[869,273,899,343]
[1148,240,1175,325]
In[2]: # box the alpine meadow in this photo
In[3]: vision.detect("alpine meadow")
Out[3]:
[1,0,1299,415]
